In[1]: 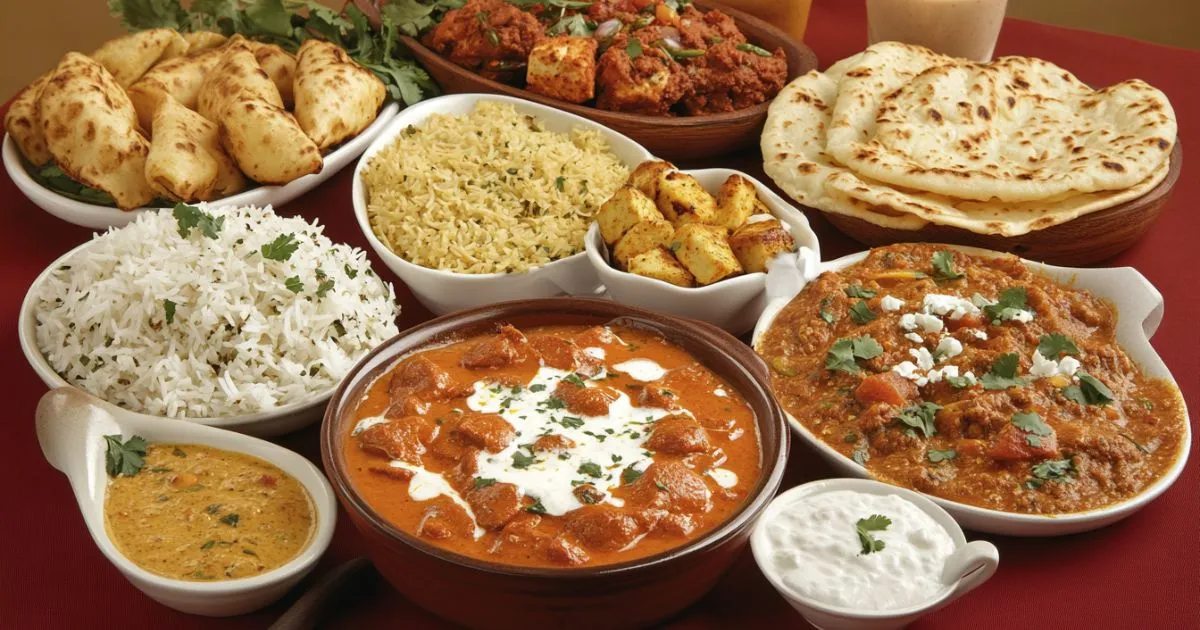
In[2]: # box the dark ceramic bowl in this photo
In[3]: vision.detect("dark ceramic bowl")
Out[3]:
[320,298,790,630]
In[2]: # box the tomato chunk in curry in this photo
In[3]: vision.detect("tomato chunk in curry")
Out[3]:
[757,244,1186,515]
[344,324,761,567]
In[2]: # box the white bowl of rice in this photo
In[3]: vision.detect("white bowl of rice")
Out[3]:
[353,94,651,315]
[20,205,400,437]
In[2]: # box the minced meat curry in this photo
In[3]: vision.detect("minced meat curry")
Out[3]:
[757,244,1186,515]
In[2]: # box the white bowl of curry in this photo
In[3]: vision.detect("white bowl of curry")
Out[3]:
[752,243,1190,536]
[34,387,337,616]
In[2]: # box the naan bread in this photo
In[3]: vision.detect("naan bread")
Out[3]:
[762,69,1170,236]
[4,71,52,166]
[293,39,386,151]
[37,53,154,209]
[183,31,227,52]
[829,54,1177,202]
[196,38,282,122]
[249,42,297,109]
[145,96,246,201]
[90,28,189,87]
[127,48,224,133]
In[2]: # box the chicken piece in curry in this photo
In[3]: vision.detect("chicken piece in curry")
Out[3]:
[343,324,761,568]
[422,0,788,115]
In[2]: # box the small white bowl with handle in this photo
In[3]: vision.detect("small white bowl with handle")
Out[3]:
[35,387,337,616]
[751,478,999,630]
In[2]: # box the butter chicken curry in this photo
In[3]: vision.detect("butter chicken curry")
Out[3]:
[343,324,761,568]
[758,244,1186,515]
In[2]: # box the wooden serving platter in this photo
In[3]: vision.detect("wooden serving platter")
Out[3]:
[398,0,818,161]
[818,142,1183,266]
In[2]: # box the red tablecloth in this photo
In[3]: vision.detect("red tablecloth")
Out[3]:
[3,1,1197,627]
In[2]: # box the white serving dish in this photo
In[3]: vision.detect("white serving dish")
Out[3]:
[751,478,998,630]
[584,169,820,334]
[751,245,1191,536]
[20,240,338,438]
[35,387,337,616]
[3,101,400,230]
[352,93,653,315]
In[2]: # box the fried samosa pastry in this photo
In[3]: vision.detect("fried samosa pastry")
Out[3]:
[146,96,246,201]
[220,96,323,184]
[248,41,297,109]
[4,71,52,165]
[127,48,224,133]
[90,28,189,87]
[293,39,386,151]
[197,40,282,122]
[38,53,154,209]
[183,31,227,52]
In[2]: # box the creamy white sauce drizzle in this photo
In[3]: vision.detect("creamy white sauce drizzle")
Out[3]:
[352,415,389,436]
[388,461,486,539]
[707,468,739,489]
[612,358,668,382]
[467,366,674,516]
[714,387,728,398]
[762,490,956,611]
[583,347,606,360]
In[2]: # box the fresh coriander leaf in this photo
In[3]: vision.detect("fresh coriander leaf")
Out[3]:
[524,498,547,514]
[621,466,643,485]
[931,250,965,281]
[473,477,497,488]
[316,278,335,298]
[825,335,884,374]
[220,513,240,527]
[983,287,1031,324]
[927,448,957,463]
[843,285,877,299]
[818,296,835,325]
[200,539,216,550]
[344,264,358,279]
[164,299,177,324]
[103,434,147,477]
[511,451,536,469]
[980,353,1027,390]
[1063,372,1115,405]
[577,462,603,478]
[1027,458,1074,488]
[736,42,773,57]
[242,0,293,37]
[107,0,188,31]
[945,375,974,389]
[529,383,546,392]
[559,416,585,429]
[563,373,586,387]
[261,233,299,261]
[855,514,891,555]
[849,300,876,325]
[173,203,224,239]
[555,176,566,192]
[1011,411,1051,436]
[895,402,942,438]
[544,397,567,410]
[626,38,643,59]
[1037,333,1079,359]
[285,276,304,293]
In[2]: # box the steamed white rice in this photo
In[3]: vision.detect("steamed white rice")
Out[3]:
[34,205,400,419]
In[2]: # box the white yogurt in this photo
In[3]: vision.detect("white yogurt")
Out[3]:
[761,490,956,611]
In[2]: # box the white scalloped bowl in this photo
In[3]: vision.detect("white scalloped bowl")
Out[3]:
[583,168,820,335]
[352,93,652,315]
[3,102,399,230]
[751,244,1191,536]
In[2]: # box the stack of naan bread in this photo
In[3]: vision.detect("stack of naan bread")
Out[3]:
[762,42,1177,236]
[5,28,386,210]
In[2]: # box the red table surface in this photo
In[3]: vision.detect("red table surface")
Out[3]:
[3,1,1197,628]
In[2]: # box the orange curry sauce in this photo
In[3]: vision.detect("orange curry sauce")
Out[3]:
[343,324,762,568]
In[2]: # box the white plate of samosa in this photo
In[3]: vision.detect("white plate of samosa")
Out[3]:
[3,28,398,229]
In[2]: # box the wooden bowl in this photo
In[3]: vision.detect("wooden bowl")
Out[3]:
[399,0,818,161]
[320,298,790,630]
[818,142,1183,266]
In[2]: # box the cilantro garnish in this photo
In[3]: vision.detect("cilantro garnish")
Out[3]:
[473,477,497,489]
[844,285,877,299]
[855,514,891,555]
[927,448,957,463]
[220,513,240,527]
[849,301,877,325]
[1063,372,1114,405]
[1026,458,1074,489]
[818,296,836,325]
[825,335,884,374]
[511,451,536,469]
[524,499,547,514]
[261,234,299,261]
[163,299,177,324]
[563,373,586,387]
[529,384,547,392]
[173,203,224,239]
[931,250,965,281]
[980,353,1027,390]
[626,38,643,59]
[285,276,304,293]
[895,402,942,438]
[1012,411,1052,447]
[621,466,643,485]
[316,278,335,298]
[577,462,603,478]
[103,434,147,477]
[983,287,1031,324]
[945,375,974,389]
[1037,333,1079,359]
[555,176,566,192]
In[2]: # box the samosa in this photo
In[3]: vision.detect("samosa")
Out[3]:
[293,39,386,152]
[183,31,227,53]
[37,53,154,209]
[127,47,224,133]
[145,95,246,201]
[248,41,298,109]
[196,37,282,122]
[4,71,52,165]
[90,28,188,87]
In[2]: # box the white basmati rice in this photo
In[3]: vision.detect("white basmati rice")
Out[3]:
[34,205,400,419]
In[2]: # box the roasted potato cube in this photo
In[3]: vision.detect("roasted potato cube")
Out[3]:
[597,186,662,245]
[715,174,770,231]
[627,247,695,287]
[657,172,717,226]
[527,36,598,104]
[613,219,675,268]
[673,224,743,285]
[627,160,675,201]
[728,219,796,273]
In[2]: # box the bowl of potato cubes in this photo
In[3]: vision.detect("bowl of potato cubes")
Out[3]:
[585,160,819,334]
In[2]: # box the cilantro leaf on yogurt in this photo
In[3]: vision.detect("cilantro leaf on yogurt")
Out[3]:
[855,514,891,555]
